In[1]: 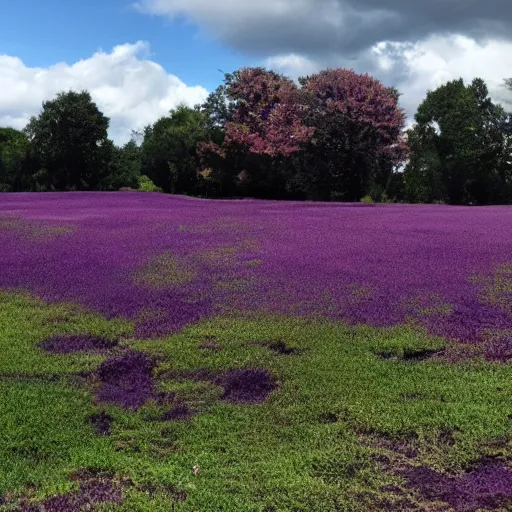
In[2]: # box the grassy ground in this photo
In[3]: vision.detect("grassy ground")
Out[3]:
[1,291,512,510]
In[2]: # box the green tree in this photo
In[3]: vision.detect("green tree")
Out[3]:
[100,139,141,191]
[0,128,31,191]
[408,78,512,204]
[25,91,112,191]
[201,82,236,145]
[140,105,207,194]
[403,125,444,203]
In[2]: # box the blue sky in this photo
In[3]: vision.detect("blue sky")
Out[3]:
[1,0,511,143]
[0,0,245,91]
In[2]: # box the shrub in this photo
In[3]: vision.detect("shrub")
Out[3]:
[360,195,374,204]
[138,175,163,193]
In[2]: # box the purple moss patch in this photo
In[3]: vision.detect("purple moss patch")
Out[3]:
[185,367,277,403]
[19,477,123,512]
[404,461,512,512]
[5,193,512,344]
[162,402,193,421]
[88,411,113,436]
[365,431,420,460]
[95,351,155,410]
[484,336,512,362]
[218,368,277,404]
[39,334,118,354]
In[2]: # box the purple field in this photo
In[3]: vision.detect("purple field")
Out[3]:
[4,192,512,510]
[1,192,511,346]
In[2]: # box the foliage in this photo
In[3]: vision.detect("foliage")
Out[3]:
[100,139,141,191]
[223,67,313,157]
[140,105,207,194]
[0,128,31,191]
[199,68,314,198]
[25,91,112,191]
[360,194,374,204]
[403,125,444,203]
[3,292,512,510]
[200,67,407,201]
[296,69,408,201]
[1,72,512,203]
[405,78,512,205]
[138,175,162,192]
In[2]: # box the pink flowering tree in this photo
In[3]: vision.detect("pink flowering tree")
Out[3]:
[224,67,313,157]
[198,68,313,197]
[199,67,407,200]
[297,69,408,201]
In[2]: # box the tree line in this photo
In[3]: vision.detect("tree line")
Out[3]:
[1,67,511,204]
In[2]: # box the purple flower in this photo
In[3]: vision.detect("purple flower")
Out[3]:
[95,351,155,410]
[1,192,511,344]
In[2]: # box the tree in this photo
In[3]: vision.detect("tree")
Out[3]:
[100,139,141,191]
[0,128,31,191]
[25,91,112,191]
[140,105,207,194]
[223,67,313,157]
[403,125,444,203]
[298,69,407,201]
[199,67,313,198]
[407,78,512,204]
[201,83,236,145]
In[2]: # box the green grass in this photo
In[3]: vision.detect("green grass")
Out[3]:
[1,293,512,510]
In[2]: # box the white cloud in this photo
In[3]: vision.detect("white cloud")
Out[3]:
[265,54,317,77]
[0,41,209,144]
[136,1,512,124]
[265,35,512,124]
[376,35,512,123]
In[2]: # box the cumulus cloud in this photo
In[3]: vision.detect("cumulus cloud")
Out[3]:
[0,41,209,144]
[135,1,512,123]
[265,35,512,124]
[374,36,512,124]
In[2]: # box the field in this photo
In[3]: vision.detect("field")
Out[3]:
[1,192,512,511]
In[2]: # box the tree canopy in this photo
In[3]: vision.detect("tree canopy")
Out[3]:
[1,70,511,204]
[404,78,512,205]
[141,105,207,194]
[25,91,111,191]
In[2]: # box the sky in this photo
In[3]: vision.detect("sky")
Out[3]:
[1,0,512,144]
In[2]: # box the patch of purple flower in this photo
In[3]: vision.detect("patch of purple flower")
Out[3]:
[484,335,512,362]
[95,351,154,410]
[404,461,512,512]
[19,478,123,512]
[88,411,114,435]
[2,193,512,344]
[39,334,118,353]
[218,368,277,403]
